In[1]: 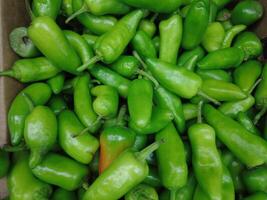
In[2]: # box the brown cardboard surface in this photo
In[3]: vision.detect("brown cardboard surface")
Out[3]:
[0,0,266,198]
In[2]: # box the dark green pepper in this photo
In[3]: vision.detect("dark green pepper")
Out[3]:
[48,95,68,115]
[47,73,65,95]
[243,166,267,193]
[196,69,232,82]
[216,8,231,22]
[32,0,62,19]
[125,184,158,200]
[0,150,10,178]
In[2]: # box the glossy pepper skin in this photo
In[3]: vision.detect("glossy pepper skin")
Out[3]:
[24,106,57,168]
[47,73,65,94]
[74,74,101,133]
[32,153,88,191]
[0,150,10,178]
[82,34,98,47]
[128,79,153,128]
[72,0,117,35]
[237,112,260,135]
[32,0,62,19]
[156,123,188,193]
[198,47,245,70]
[189,123,223,200]
[8,83,52,146]
[62,0,73,16]
[8,152,52,200]
[51,188,76,200]
[82,142,160,200]
[118,0,182,13]
[155,86,185,133]
[99,126,136,173]
[231,0,263,26]
[177,46,205,68]
[0,57,60,83]
[221,24,247,49]
[234,60,262,94]
[139,19,157,38]
[203,104,267,167]
[28,17,81,74]
[146,58,202,99]
[91,85,119,119]
[90,64,131,98]
[183,103,198,121]
[159,14,183,64]
[196,69,232,82]
[200,79,247,101]
[48,96,68,115]
[182,0,210,50]
[59,110,99,164]
[125,184,158,200]
[132,135,148,151]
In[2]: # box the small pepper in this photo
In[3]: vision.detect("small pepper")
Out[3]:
[196,69,232,82]
[48,95,68,115]
[0,150,10,178]
[125,184,159,200]
[51,188,77,200]
[9,27,40,58]
[183,103,198,121]
[8,83,52,146]
[0,57,61,83]
[58,110,99,164]
[47,73,65,95]
[216,8,231,22]
[221,24,247,49]
[222,20,233,31]
[99,126,136,173]
[237,112,261,135]
[243,166,267,193]
[177,46,205,68]
[82,33,98,47]
[139,19,157,38]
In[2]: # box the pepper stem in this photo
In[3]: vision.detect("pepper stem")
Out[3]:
[77,56,101,72]
[136,139,164,162]
[25,0,36,20]
[74,116,102,138]
[197,91,221,106]
[116,105,127,126]
[136,69,159,89]
[170,190,177,200]
[133,51,148,71]
[254,107,267,125]
[65,3,88,23]
[197,101,204,124]
[21,92,35,112]
[0,70,15,78]
[249,78,262,95]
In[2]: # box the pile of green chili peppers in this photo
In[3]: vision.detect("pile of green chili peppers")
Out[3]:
[1,0,267,199]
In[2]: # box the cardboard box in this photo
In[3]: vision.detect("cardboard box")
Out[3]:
[0,0,266,198]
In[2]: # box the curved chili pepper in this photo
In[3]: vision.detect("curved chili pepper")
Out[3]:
[48,95,68,115]
[0,150,10,178]
[156,123,188,199]
[182,0,210,50]
[99,126,136,173]
[24,106,57,168]
[32,153,88,191]
[125,184,158,200]
[51,188,77,200]
[82,141,161,199]
[58,110,99,164]
[9,27,40,58]
[139,19,157,38]
[159,14,183,64]
[196,69,232,82]
[203,104,267,167]
[8,83,52,146]
[243,166,267,193]
[47,73,65,94]
[177,46,205,68]
[221,24,247,49]
[32,0,62,19]
[237,112,260,135]
[74,74,101,133]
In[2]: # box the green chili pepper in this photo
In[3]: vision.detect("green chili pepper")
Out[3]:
[128,79,153,129]
[244,192,267,200]
[216,8,231,22]
[183,103,198,121]
[132,135,148,151]
[62,0,73,16]
[24,106,57,168]
[139,19,157,38]
[156,123,188,198]
[8,152,52,200]
[221,25,247,49]
[102,105,127,128]
[129,106,174,134]
[143,167,161,188]
[72,0,117,35]
[155,86,185,133]
[89,64,131,98]
[0,57,61,83]
[125,184,159,200]
[212,0,232,9]
[32,0,62,19]
[234,31,263,60]
[196,69,232,82]
[201,22,225,52]
[243,165,267,193]
[177,46,205,68]
[9,27,40,58]
[189,123,223,200]
[203,104,267,168]
[0,150,10,178]
[82,141,161,200]
[222,20,233,31]
[110,56,140,79]
[221,150,245,192]
[234,60,262,94]
[74,74,101,133]
[59,110,99,164]
[198,47,245,69]
[91,85,119,119]
[146,58,202,99]
[182,0,210,50]
[132,30,157,59]
[237,112,260,135]
[152,36,160,53]
[47,73,65,94]
[64,30,94,70]
[8,83,52,146]
[48,95,68,115]
[32,153,88,191]
[159,14,183,64]
[82,33,98,47]
[231,0,263,26]
[99,126,136,173]
[28,17,81,74]
[118,0,182,13]
[51,188,76,200]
